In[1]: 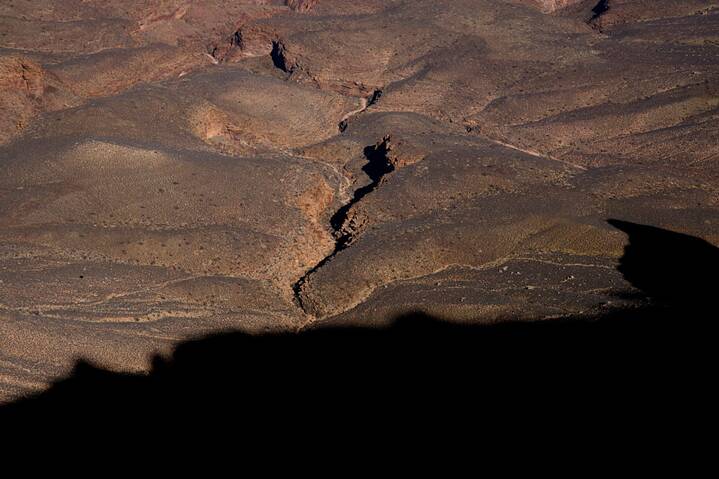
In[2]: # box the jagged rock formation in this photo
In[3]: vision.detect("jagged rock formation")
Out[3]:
[1,0,718,401]
[0,56,79,144]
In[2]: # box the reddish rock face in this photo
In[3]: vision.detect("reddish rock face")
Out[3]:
[1,0,718,401]
[0,56,78,144]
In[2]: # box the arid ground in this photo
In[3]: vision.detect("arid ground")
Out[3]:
[1,0,718,401]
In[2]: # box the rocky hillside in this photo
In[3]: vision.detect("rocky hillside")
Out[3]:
[1,0,718,400]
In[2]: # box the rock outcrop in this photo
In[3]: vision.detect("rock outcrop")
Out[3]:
[0,56,77,144]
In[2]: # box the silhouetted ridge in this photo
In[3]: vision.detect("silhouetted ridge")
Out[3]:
[3,219,716,436]
[608,219,719,305]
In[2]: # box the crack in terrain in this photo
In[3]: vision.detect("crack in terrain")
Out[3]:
[292,136,395,315]
[338,88,382,132]
[587,0,610,30]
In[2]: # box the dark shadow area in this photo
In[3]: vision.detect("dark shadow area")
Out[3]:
[270,40,292,73]
[329,136,394,236]
[367,88,383,107]
[608,219,718,307]
[361,135,394,183]
[1,219,716,432]
[591,0,610,20]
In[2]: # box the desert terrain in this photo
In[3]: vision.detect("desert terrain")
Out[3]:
[1,0,718,401]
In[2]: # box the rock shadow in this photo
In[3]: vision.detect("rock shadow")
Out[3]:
[1,219,716,430]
